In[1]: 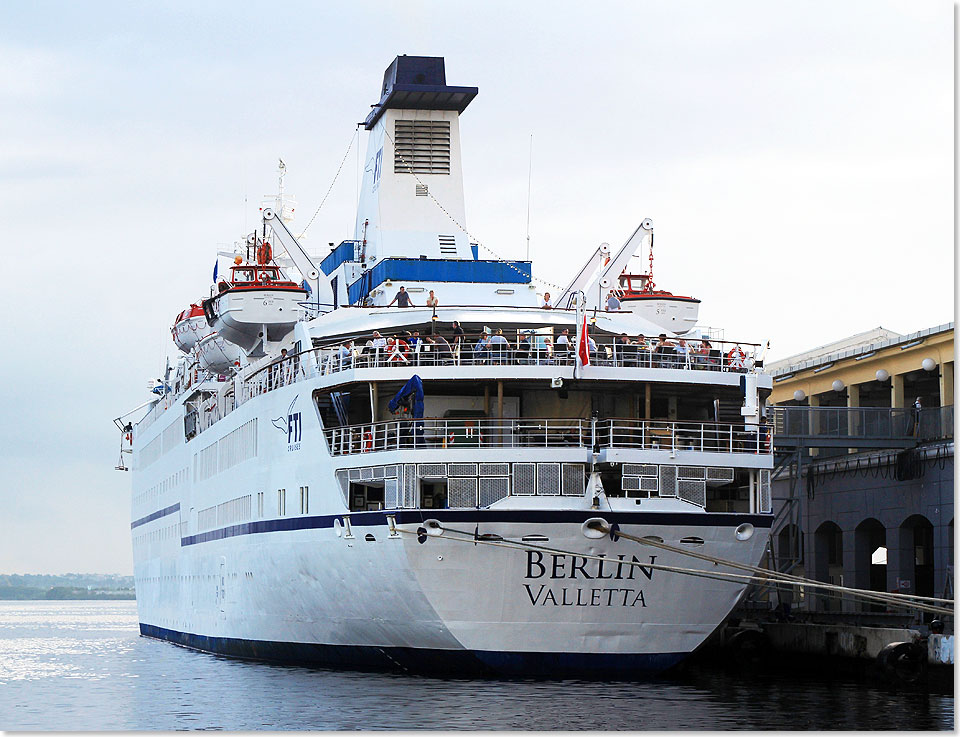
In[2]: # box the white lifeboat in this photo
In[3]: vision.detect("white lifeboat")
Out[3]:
[615,272,701,334]
[202,244,308,356]
[171,303,213,353]
[196,332,242,374]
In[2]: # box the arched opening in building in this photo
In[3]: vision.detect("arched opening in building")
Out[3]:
[898,514,935,602]
[812,521,843,611]
[854,517,887,612]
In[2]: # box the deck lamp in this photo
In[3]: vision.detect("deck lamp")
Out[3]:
[832,379,845,392]
[922,358,937,372]
[793,389,805,402]
[875,369,889,382]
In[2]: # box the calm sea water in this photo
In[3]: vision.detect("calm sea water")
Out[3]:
[0,600,952,731]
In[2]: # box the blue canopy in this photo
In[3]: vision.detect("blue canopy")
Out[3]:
[388,375,424,419]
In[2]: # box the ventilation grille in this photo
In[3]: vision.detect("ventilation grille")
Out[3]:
[438,235,457,255]
[348,468,361,481]
[448,463,478,477]
[623,464,658,477]
[394,119,451,174]
[640,476,659,492]
[659,465,677,497]
[384,478,399,508]
[371,466,385,480]
[513,463,536,495]
[449,477,478,508]
[678,466,705,480]
[384,465,398,479]
[678,479,706,507]
[537,463,561,495]
[402,464,418,508]
[760,469,772,513]
[479,463,509,477]
[416,184,429,196]
[418,463,446,478]
[361,466,373,481]
[622,476,642,492]
[479,477,509,507]
[561,464,585,496]
[707,467,735,482]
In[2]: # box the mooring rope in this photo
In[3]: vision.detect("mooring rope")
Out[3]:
[392,521,953,616]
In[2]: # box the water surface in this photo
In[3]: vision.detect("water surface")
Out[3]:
[0,601,952,730]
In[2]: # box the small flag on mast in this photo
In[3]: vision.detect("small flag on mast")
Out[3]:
[212,260,219,283]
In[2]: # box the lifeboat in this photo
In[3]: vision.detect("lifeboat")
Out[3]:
[196,332,242,374]
[171,303,213,353]
[614,272,701,333]
[202,245,308,356]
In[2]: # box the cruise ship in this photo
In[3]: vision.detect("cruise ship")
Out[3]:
[117,56,774,676]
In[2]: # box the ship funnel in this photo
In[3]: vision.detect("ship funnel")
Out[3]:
[354,56,479,263]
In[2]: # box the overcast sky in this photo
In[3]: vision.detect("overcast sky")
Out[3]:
[1,1,953,574]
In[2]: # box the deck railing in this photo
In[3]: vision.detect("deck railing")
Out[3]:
[323,417,772,456]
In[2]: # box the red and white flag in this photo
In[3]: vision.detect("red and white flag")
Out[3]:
[577,314,590,367]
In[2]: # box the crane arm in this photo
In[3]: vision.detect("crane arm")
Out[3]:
[584,219,653,308]
[261,207,333,309]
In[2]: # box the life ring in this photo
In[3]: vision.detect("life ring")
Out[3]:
[125,432,132,444]
[257,242,272,265]
[727,346,746,368]
[362,432,373,452]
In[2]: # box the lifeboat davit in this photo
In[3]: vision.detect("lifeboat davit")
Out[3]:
[171,303,213,353]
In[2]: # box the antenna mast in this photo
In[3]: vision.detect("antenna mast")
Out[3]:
[525,134,533,261]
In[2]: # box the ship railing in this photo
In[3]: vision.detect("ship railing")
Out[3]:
[323,417,772,456]
[230,334,764,413]
[309,336,764,376]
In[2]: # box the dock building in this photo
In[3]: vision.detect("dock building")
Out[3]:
[765,323,953,614]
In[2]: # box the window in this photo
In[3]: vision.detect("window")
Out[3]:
[300,486,309,514]
[278,489,286,516]
[257,492,264,518]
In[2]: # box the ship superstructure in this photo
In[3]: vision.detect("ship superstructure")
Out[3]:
[118,56,774,676]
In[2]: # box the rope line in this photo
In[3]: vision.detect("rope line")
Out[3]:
[297,128,359,239]
[394,522,953,616]
[384,127,566,292]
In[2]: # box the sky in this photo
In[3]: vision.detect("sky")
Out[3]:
[1,1,953,574]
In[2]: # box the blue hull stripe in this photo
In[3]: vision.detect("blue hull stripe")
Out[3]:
[131,502,181,529]
[179,509,772,547]
[140,623,685,677]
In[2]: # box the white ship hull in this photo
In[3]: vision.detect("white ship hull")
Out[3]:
[130,377,772,676]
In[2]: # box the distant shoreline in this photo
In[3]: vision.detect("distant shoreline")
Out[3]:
[0,588,136,601]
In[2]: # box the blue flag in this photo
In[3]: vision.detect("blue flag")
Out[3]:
[212,260,218,282]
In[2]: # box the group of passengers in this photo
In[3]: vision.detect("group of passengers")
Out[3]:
[321,325,747,371]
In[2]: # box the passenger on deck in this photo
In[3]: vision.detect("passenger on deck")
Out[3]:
[653,333,675,367]
[474,331,490,363]
[606,291,621,311]
[451,321,465,364]
[426,290,439,307]
[369,331,387,365]
[338,341,354,368]
[387,286,414,307]
[541,292,553,309]
[675,339,690,367]
[617,334,638,367]
[489,329,509,364]
[554,328,570,359]
[516,333,532,364]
